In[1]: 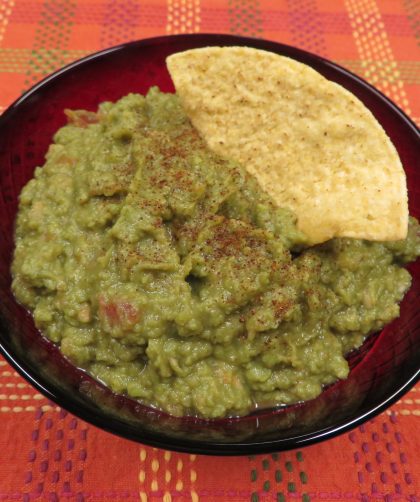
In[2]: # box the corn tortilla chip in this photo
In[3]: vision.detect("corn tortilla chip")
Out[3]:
[167,47,408,244]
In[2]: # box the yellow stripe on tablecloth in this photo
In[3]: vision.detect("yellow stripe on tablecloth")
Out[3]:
[1,370,19,377]
[139,446,147,501]
[0,404,60,412]
[190,454,198,501]
[344,0,412,115]
[0,393,44,400]
[385,409,420,416]
[400,399,420,405]
[0,0,15,47]
[163,450,173,501]
[0,382,31,388]
[150,449,159,495]
[164,450,172,486]
[1,406,35,412]
[336,60,420,86]
[175,458,183,493]
[166,0,200,35]
[137,448,198,501]
[399,410,420,416]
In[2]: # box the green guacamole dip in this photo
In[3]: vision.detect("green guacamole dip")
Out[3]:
[12,88,420,418]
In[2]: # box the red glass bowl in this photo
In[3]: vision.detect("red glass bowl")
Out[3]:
[0,34,419,455]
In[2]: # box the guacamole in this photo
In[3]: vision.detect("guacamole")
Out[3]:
[12,88,420,418]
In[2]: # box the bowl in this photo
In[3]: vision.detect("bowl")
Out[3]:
[0,34,419,455]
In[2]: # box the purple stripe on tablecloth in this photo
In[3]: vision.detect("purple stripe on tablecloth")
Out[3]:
[100,0,141,48]
[287,0,327,57]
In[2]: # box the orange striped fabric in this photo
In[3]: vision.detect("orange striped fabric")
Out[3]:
[0,1,419,501]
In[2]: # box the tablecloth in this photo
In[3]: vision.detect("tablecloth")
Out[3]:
[0,1,419,500]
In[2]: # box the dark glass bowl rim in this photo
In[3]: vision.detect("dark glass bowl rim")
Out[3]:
[0,33,419,455]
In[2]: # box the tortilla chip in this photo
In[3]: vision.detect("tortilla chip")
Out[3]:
[167,46,408,244]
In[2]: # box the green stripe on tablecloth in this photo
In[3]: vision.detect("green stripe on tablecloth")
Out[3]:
[24,0,76,89]
[228,0,262,37]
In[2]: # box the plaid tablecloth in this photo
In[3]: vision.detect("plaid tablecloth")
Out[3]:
[0,1,419,500]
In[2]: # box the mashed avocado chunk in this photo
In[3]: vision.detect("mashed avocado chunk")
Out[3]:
[12,88,420,418]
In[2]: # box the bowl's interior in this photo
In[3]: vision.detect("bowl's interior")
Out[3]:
[0,34,419,455]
